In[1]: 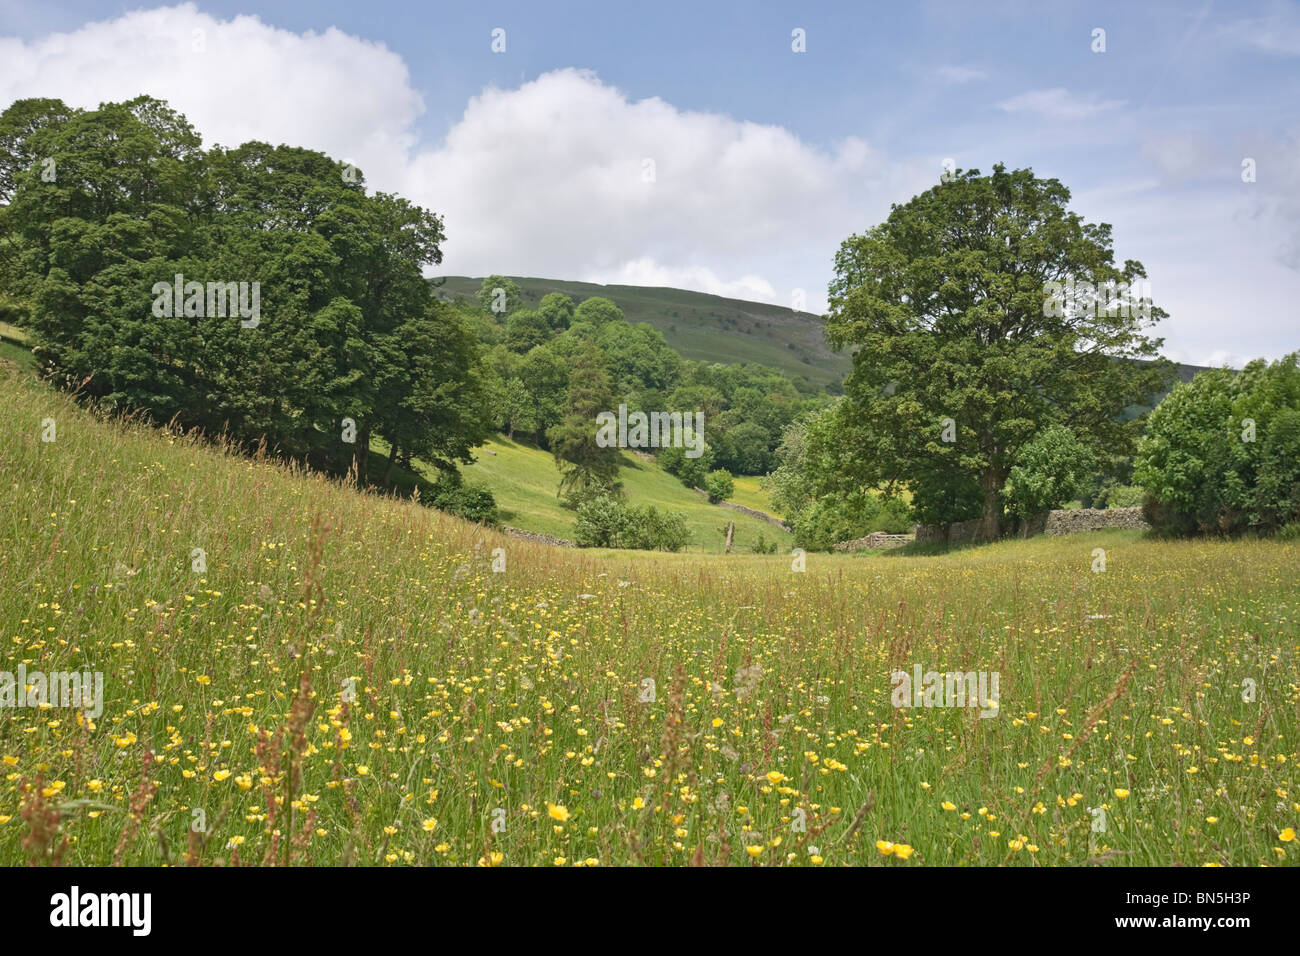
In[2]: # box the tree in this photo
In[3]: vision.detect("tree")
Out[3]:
[547,343,621,500]
[573,295,623,327]
[1135,354,1300,535]
[477,274,522,317]
[704,469,734,503]
[537,292,575,330]
[823,164,1170,540]
[517,344,569,443]
[503,309,550,353]
[3,94,491,499]
[1002,424,1096,519]
[496,376,537,440]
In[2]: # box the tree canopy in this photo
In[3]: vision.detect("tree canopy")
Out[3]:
[821,163,1171,539]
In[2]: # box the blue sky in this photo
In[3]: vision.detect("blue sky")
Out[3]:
[2,0,1298,365]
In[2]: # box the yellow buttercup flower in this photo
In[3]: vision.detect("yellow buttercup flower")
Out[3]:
[547,803,570,822]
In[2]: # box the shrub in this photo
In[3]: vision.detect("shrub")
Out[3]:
[791,492,913,551]
[574,496,690,551]
[1135,354,1300,535]
[574,495,630,548]
[704,469,734,503]
[1277,522,1300,541]
[623,505,690,552]
[1003,425,1096,519]
[1096,483,1145,509]
[432,482,499,526]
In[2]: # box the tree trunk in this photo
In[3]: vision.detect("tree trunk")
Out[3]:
[382,440,400,486]
[976,465,1003,542]
[724,521,735,554]
[355,424,371,488]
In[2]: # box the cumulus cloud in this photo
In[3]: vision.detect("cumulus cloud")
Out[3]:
[0,3,423,187]
[404,68,919,307]
[0,4,925,312]
[2,3,1294,361]
[996,87,1125,121]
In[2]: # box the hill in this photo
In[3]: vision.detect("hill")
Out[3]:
[456,434,790,553]
[434,276,1218,409]
[433,276,850,390]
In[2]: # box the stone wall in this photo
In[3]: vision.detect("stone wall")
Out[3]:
[691,487,791,531]
[834,531,916,552]
[1043,506,1149,534]
[502,526,576,547]
[914,506,1148,545]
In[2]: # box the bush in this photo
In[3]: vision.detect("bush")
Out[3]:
[751,532,778,554]
[1096,483,1145,509]
[1276,522,1300,541]
[623,505,690,552]
[432,482,499,526]
[1003,425,1096,519]
[791,492,913,551]
[574,496,690,551]
[704,469,734,503]
[1135,354,1300,535]
[574,495,629,547]
[658,444,713,489]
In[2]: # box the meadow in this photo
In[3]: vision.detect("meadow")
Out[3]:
[1,364,1296,866]
[454,433,790,552]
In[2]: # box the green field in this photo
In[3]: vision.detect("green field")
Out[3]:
[2,365,1297,867]
[459,434,789,552]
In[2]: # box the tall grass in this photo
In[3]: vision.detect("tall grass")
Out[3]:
[0,365,1296,866]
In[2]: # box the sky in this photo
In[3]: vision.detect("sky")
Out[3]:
[1,0,1297,367]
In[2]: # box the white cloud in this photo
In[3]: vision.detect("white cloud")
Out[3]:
[403,68,923,310]
[0,3,423,187]
[1,4,1293,361]
[589,259,782,305]
[1218,4,1300,56]
[0,5,930,314]
[996,87,1126,121]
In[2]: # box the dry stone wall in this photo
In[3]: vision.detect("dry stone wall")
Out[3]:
[913,506,1149,545]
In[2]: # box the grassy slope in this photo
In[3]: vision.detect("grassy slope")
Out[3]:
[2,367,1298,867]
[461,435,790,552]
[434,276,851,389]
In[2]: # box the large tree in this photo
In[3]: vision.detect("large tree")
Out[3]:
[547,342,621,500]
[822,164,1170,540]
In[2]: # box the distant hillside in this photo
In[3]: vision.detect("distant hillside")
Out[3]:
[433,276,1216,408]
[433,276,850,390]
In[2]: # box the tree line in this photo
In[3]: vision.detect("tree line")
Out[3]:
[0,95,491,511]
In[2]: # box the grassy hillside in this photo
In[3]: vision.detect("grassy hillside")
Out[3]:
[2,365,1297,867]
[460,435,789,552]
[434,276,850,389]
[434,277,1219,407]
